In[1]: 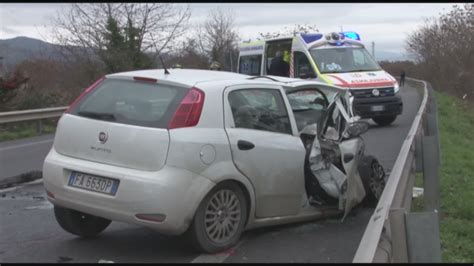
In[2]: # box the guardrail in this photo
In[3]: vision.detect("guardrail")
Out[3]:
[353,77,441,263]
[0,106,67,134]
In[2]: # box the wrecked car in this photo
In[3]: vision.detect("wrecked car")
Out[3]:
[42,69,386,254]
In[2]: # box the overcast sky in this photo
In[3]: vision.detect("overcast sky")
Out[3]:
[0,3,455,54]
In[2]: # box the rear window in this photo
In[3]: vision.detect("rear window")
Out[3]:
[69,78,188,128]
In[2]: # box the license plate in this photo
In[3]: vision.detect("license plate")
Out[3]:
[371,105,385,111]
[68,171,119,196]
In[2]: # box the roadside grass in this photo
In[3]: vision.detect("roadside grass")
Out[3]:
[0,120,57,142]
[407,79,474,262]
[435,91,474,262]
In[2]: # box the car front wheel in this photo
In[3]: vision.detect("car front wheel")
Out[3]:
[54,206,111,237]
[358,155,386,203]
[187,182,248,253]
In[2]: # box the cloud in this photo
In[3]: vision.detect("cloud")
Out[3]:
[0,3,455,54]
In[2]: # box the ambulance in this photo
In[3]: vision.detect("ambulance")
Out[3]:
[237,32,403,126]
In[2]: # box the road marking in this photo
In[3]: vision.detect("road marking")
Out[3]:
[0,139,53,151]
[191,239,246,263]
[0,179,43,192]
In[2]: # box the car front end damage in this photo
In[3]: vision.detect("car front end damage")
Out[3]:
[300,91,384,218]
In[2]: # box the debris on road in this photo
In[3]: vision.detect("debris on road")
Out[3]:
[57,256,73,263]
[98,259,115,263]
[413,187,424,198]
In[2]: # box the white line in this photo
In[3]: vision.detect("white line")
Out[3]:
[191,239,246,263]
[0,179,43,192]
[0,139,53,151]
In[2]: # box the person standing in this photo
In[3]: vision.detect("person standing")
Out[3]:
[269,51,290,77]
[400,70,406,86]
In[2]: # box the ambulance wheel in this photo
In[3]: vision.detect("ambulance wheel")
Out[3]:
[372,115,397,126]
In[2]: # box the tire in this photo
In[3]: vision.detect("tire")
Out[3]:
[54,206,111,238]
[187,182,248,253]
[372,115,397,126]
[358,155,386,203]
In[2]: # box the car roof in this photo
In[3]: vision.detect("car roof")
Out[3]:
[106,69,344,92]
[107,69,250,87]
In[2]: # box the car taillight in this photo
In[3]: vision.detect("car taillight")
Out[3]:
[65,76,106,113]
[168,87,205,129]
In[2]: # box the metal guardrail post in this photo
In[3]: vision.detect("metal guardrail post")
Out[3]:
[422,136,440,213]
[36,120,43,135]
[389,208,409,262]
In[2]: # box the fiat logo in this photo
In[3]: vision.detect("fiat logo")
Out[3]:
[98,132,108,144]
[372,89,380,96]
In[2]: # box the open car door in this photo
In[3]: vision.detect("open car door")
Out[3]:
[286,87,366,219]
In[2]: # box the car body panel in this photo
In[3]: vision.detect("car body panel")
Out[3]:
[223,84,306,218]
[54,114,170,172]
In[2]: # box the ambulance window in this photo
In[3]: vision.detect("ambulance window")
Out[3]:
[353,49,366,66]
[239,55,262,76]
[294,52,316,79]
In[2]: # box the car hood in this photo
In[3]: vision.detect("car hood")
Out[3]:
[322,70,397,89]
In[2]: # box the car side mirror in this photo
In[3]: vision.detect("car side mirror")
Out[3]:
[344,120,370,138]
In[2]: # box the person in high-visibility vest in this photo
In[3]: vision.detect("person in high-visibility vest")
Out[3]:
[283,50,290,64]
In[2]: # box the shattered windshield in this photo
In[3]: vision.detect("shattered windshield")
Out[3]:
[310,47,381,73]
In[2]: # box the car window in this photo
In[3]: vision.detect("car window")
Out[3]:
[287,89,327,132]
[70,78,187,128]
[228,89,292,134]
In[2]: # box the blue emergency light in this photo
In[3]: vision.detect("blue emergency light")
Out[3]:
[342,31,361,41]
[301,33,323,44]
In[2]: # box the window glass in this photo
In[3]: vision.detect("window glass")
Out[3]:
[239,55,262,75]
[310,47,381,73]
[287,90,327,131]
[70,79,186,128]
[228,89,292,134]
[293,52,314,78]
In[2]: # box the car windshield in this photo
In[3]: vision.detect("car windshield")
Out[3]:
[310,47,381,73]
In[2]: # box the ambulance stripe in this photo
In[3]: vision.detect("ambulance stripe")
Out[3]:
[326,74,349,86]
[347,81,395,88]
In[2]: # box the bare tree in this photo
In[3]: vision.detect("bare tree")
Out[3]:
[197,8,239,71]
[406,4,473,99]
[52,3,191,74]
[258,24,319,40]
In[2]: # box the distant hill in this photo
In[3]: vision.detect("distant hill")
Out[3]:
[375,50,413,62]
[0,36,65,69]
[0,36,414,71]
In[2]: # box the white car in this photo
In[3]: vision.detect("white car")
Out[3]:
[43,69,386,253]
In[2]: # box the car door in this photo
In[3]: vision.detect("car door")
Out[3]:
[223,84,306,218]
[317,92,366,217]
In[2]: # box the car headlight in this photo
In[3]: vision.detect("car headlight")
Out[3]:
[394,82,400,94]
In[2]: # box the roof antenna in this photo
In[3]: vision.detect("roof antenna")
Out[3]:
[158,54,170,75]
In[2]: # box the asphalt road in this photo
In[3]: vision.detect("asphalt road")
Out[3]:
[0,133,54,181]
[0,84,421,263]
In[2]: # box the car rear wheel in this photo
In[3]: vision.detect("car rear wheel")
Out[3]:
[372,115,397,126]
[54,206,111,237]
[187,182,248,253]
[358,155,386,203]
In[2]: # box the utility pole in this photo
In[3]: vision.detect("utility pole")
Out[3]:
[371,41,375,59]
